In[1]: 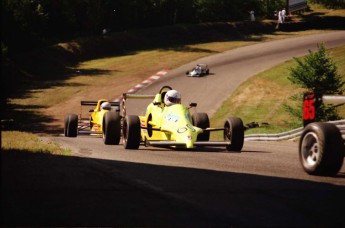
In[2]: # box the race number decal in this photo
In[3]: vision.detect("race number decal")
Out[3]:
[303,95,315,121]
[303,93,320,127]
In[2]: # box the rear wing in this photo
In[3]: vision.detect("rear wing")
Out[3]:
[79,100,120,120]
[303,93,345,127]
[121,93,156,117]
[122,94,156,100]
[81,101,120,106]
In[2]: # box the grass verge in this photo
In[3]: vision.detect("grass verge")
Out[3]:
[211,45,345,137]
[2,131,72,156]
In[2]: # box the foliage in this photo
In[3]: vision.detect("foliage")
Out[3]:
[309,0,345,9]
[1,0,286,54]
[286,43,345,121]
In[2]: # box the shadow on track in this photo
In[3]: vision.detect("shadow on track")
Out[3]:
[1,149,344,227]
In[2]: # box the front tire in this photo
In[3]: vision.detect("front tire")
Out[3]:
[299,122,344,176]
[224,117,244,152]
[102,112,121,145]
[64,113,78,137]
[192,113,210,141]
[123,115,141,149]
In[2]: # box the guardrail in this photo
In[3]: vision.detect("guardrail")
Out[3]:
[244,119,345,141]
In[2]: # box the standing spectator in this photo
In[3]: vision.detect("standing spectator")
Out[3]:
[276,10,283,29]
[249,10,255,21]
[282,8,286,23]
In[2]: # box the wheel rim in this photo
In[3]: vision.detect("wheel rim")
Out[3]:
[224,121,231,140]
[301,132,320,167]
[123,118,128,143]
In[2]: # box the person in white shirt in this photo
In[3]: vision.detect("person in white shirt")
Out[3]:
[249,10,255,21]
[281,8,286,23]
[276,10,283,29]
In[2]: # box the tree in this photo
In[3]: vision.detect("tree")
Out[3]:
[309,0,345,9]
[286,43,345,122]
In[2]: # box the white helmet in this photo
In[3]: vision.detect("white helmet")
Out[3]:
[101,102,111,110]
[164,90,181,106]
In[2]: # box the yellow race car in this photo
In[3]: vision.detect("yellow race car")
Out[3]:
[103,86,245,151]
[64,99,121,144]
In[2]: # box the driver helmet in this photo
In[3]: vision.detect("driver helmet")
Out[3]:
[164,90,181,106]
[101,102,111,110]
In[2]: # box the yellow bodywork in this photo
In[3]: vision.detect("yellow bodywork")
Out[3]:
[139,94,203,149]
[90,99,109,132]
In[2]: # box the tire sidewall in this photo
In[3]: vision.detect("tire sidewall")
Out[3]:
[123,115,141,149]
[192,112,210,141]
[299,122,344,176]
[103,111,121,145]
[225,117,244,152]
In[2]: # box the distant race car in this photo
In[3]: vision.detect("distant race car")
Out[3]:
[64,99,121,144]
[102,85,245,151]
[186,64,210,77]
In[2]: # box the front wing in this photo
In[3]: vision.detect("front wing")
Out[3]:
[145,140,231,148]
[142,126,231,148]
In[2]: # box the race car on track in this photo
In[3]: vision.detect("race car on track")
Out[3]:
[102,85,245,151]
[299,93,345,176]
[64,99,121,144]
[186,64,210,77]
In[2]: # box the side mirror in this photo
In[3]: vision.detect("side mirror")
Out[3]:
[89,109,94,112]
[189,103,197,108]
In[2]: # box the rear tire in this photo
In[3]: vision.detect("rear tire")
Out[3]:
[299,122,344,176]
[192,113,210,141]
[64,114,78,137]
[123,115,141,149]
[224,117,244,152]
[102,112,121,145]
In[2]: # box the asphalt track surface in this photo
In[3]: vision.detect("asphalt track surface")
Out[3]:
[3,31,345,227]
[126,30,345,117]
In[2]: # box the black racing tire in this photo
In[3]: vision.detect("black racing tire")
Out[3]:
[123,115,141,149]
[299,122,344,176]
[192,113,210,141]
[206,69,210,74]
[102,111,121,145]
[89,117,94,130]
[64,113,78,137]
[224,117,244,152]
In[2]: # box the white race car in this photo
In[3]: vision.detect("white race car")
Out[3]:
[186,64,210,77]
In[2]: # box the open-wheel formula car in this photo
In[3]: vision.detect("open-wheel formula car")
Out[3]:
[64,99,121,144]
[186,63,210,77]
[103,85,245,151]
[299,93,345,176]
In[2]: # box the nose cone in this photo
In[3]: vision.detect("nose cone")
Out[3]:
[178,126,203,148]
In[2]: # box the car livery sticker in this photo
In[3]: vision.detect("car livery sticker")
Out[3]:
[177,127,188,133]
[177,124,196,134]
[165,113,179,122]
[140,119,146,127]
